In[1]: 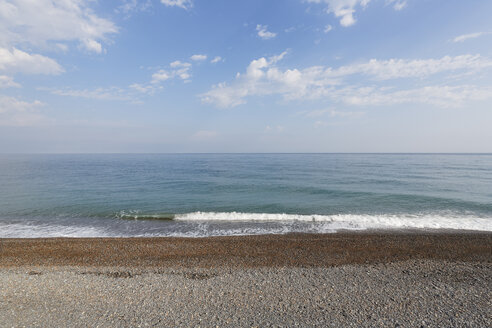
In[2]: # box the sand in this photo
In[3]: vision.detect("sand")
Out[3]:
[1,232,491,327]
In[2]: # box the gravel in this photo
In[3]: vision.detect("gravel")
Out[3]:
[1,259,491,327]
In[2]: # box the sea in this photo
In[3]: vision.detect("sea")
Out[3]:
[0,153,491,238]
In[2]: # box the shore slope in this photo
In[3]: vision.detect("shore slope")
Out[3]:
[1,232,491,327]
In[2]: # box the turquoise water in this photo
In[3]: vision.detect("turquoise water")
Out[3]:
[0,154,491,237]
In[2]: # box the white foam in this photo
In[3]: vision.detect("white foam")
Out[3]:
[174,212,492,232]
[1,212,490,238]
[0,222,112,238]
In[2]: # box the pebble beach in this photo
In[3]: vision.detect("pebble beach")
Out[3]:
[1,232,491,327]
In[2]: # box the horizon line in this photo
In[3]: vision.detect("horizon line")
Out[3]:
[1,152,492,155]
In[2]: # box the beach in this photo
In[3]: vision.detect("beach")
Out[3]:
[2,0,492,324]
[1,232,491,326]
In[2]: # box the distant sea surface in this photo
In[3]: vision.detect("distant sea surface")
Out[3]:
[0,154,491,238]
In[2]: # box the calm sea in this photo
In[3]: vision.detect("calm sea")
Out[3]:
[0,154,491,237]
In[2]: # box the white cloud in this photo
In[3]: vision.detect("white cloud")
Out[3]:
[117,0,152,15]
[306,0,405,26]
[324,24,333,33]
[81,39,103,54]
[44,82,163,103]
[211,56,223,63]
[69,59,195,99]
[256,24,277,40]
[129,83,159,95]
[301,108,365,118]
[327,55,492,80]
[176,68,191,80]
[151,70,172,83]
[201,52,492,108]
[453,32,488,43]
[190,54,207,61]
[339,85,492,108]
[52,57,198,102]
[0,0,117,89]
[150,67,189,83]
[0,95,46,126]
[0,75,20,88]
[0,47,64,75]
[201,51,289,108]
[160,0,193,10]
[0,0,118,53]
[386,0,406,11]
[170,60,191,68]
[0,95,41,114]
[152,61,193,82]
[178,72,191,80]
[55,43,69,53]
[305,0,371,27]
[46,87,133,101]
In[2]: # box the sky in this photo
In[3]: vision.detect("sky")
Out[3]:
[1,0,492,153]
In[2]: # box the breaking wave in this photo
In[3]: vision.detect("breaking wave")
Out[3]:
[172,212,492,231]
[1,211,490,238]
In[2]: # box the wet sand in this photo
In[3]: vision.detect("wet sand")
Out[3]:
[1,232,491,327]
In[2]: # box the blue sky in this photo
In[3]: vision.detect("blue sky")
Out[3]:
[1,0,492,153]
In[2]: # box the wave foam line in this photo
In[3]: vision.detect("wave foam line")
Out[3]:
[174,212,492,231]
[0,222,113,238]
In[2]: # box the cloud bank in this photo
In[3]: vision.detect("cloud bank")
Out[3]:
[201,52,492,108]
[0,0,117,53]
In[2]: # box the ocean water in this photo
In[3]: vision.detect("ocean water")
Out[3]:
[0,153,491,238]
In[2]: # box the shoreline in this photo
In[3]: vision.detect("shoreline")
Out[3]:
[1,231,491,268]
[2,231,491,326]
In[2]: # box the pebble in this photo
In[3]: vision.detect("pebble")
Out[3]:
[0,259,491,327]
